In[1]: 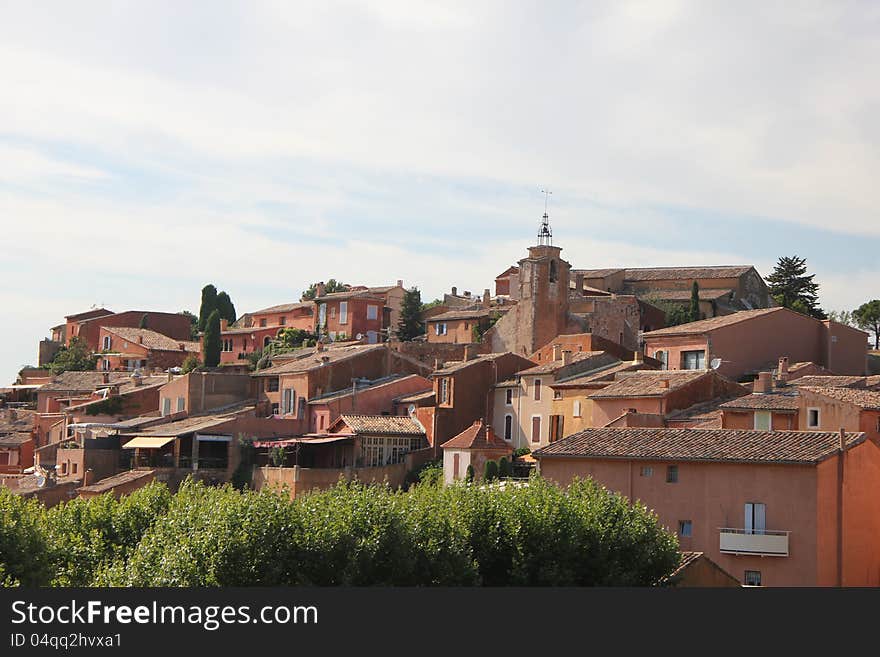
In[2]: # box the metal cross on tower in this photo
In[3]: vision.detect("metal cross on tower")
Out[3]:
[537,188,552,245]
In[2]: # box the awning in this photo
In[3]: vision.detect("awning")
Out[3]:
[122,436,176,449]
[196,434,232,442]
[253,435,353,448]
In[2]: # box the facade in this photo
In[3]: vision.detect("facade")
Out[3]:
[61,310,192,352]
[534,427,880,586]
[441,419,511,484]
[426,309,492,344]
[96,327,200,372]
[315,288,387,344]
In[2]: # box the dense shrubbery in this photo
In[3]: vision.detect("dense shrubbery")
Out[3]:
[1,476,679,587]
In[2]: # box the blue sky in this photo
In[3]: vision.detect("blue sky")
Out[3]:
[1,1,879,382]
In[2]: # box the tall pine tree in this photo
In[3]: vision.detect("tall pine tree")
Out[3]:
[203,310,222,367]
[689,281,700,322]
[765,256,826,319]
[396,287,425,341]
[197,284,218,332]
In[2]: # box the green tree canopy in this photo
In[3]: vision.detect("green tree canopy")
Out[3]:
[397,287,425,341]
[766,256,826,319]
[853,300,880,350]
[197,284,218,332]
[689,281,700,323]
[302,279,349,300]
[216,291,237,324]
[203,309,222,367]
[48,336,98,375]
[179,310,198,339]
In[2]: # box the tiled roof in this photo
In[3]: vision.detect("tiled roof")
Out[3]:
[393,389,435,404]
[517,351,608,376]
[661,552,740,586]
[104,327,200,352]
[572,268,624,278]
[338,415,425,435]
[136,403,256,436]
[253,344,385,376]
[440,419,510,450]
[78,469,154,494]
[0,433,33,447]
[719,392,801,411]
[40,372,133,392]
[868,376,880,390]
[666,396,744,423]
[623,265,754,281]
[366,285,402,294]
[588,370,709,398]
[636,288,734,302]
[65,308,114,321]
[250,302,313,315]
[0,410,35,434]
[307,374,414,403]
[799,387,880,411]
[533,427,866,465]
[433,353,521,376]
[790,376,866,389]
[426,309,491,322]
[315,289,385,302]
[551,361,651,388]
[642,308,782,337]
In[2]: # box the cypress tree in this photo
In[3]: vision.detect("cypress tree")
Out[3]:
[203,310,222,367]
[397,287,425,341]
[465,465,474,483]
[197,284,218,332]
[689,281,700,323]
[483,460,499,482]
[216,291,237,324]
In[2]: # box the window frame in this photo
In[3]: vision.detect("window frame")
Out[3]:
[807,407,821,429]
[678,520,693,537]
[666,464,679,483]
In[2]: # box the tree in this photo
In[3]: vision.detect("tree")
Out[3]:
[216,291,237,324]
[274,328,316,350]
[203,310,222,367]
[397,287,425,341]
[179,310,198,339]
[302,279,349,300]
[766,256,826,319]
[465,465,475,483]
[420,298,443,312]
[197,284,218,332]
[689,281,700,323]
[48,337,98,375]
[498,457,512,478]
[828,310,856,327]
[853,300,880,350]
[483,460,499,482]
[138,313,149,329]
[181,354,201,374]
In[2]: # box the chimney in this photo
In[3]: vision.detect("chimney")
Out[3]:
[83,468,94,487]
[633,350,644,365]
[839,427,846,451]
[575,272,585,296]
[102,372,110,384]
[167,371,174,382]
[316,281,326,298]
[434,358,444,370]
[777,357,789,384]
[660,379,670,389]
[755,371,773,394]
[562,350,573,366]
[464,345,472,361]
[220,319,229,331]
[321,355,330,365]
[552,344,562,361]
[451,286,458,296]
[397,279,404,288]
[132,372,142,387]
[315,341,325,352]
[483,289,491,308]
[138,335,144,344]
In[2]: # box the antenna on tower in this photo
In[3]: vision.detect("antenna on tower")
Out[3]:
[538,187,553,245]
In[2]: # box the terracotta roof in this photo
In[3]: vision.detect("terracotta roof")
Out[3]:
[0,433,33,447]
[64,308,114,321]
[517,351,608,376]
[366,285,402,294]
[433,353,522,376]
[661,552,741,586]
[0,410,35,434]
[77,469,154,494]
[790,375,866,389]
[572,268,624,278]
[338,415,425,435]
[666,396,744,424]
[307,374,417,403]
[799,387,880,411]
[315,289,385,302]
[393,389,435,404]
[136,403,256,437]
[494,379,518,388]
[588,370,709,398]
[623,265,754,281]
[104,327,200,352]
[637,288,734,302]
[440,419,510,450]
[40,372,133,392]
[643,308,783,337]
[868,376,880,390]
[551,361,651,388]
[250,302,313,315]
[719,392,801,411]
[253,344,385,376]
[426,309,490,322]
[533,427,866,465]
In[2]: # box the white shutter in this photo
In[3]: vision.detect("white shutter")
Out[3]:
[744,503,754,534]
[754,503,766,534]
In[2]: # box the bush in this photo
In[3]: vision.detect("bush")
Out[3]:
[0,488,51,586]
[513,447,531,458]
[483,460,499,482]
[498,457,511,478]
[465,465,475,483]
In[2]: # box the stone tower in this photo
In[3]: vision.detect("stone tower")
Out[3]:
[516,243,571,356]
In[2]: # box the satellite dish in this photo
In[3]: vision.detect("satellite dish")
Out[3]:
[35,474,46,487]
[710,358,722,370]
[356,333,364,340]
[408,404,417,417]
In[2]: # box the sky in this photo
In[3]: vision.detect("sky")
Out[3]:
[1,0,879,383]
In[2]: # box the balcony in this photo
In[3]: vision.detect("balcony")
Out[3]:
[719,528,789,557]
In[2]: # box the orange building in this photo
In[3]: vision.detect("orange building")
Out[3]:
[535,426,880,586]
[96,327,200,372]
[426,309,492,344]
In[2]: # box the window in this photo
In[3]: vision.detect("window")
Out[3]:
[640,466,653,477]
[504,415,513,441]
[666,465,678,483]
[553,389,563,400]
[754,411,772,431]
[318,414,325,431]
[505,388,513,405]
[678,520,692,537]
[366,305,378,320]
[266,378,279,393]
[453,453,460,479]
[176,397,185,412]
[362,436,420,467]
[439,377,450,405]
[102,359,111,371]
[807,408,820,429]
[434,323,447,336]
[531,416,541,443]
[744,570,762,587]
[681,350,706,370]
[330,306,336,319]
[549,415,564,442]
[297,397,306,418]
[655,350,668,370]
[339,301,348,324]
[283,389,295,415]
[264,336,272,348]
[318,304,326,328]
[744,502,766,535]
[260,318,267,327]
[161,398,171,417]
[534,379,542,401]
[271,403,280,415]
[102,335,111,350]
[280,316,286,326]
[573,400,582,418]
[72,463,78,475]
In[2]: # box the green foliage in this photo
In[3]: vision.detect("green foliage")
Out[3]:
[197,284,218,332]
[397,287,425,341]
[689,281,700,323]
[498,457,512,478]
[853,300,880,350]
[269,446,287,467]
[465,464,475,483]
[203,310,222,367]
[274,328,317,350]
[420,298,444,312]
[138,313,149,329]
[405,459,443,489]
[179,310,199,339]
[48,336,98,375]
[0,488,51,586]
[483,460,499,482]
[643,296,693,328]
[828,309,855,327]
[84,395,126,416]
[181,354,201,374]
[216,291,237,324]
[302,279,349,300]
[513,447,531,458]
[231,436,256,490]
[766,255,826,319]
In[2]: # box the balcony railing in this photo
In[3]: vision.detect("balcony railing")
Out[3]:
[719,528,790,557]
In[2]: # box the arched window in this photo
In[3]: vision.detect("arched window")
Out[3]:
[264,336,272,348]
[549,259,558,283]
